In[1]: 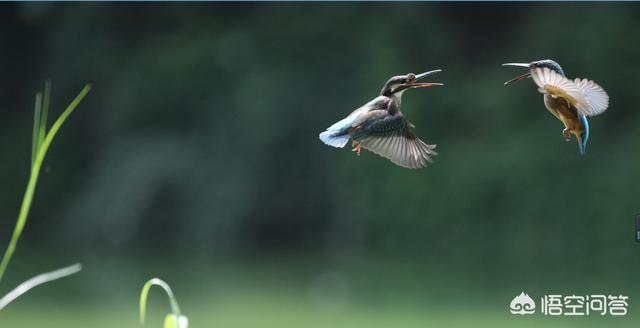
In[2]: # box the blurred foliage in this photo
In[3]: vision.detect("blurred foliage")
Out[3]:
[0,3,639,326]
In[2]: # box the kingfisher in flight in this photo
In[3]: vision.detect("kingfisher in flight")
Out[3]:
[319,70,443,169]
[503,60,609,155]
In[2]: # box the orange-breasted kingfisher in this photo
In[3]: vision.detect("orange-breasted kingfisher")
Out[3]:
[319,70,443,169]
[503,60,609,155]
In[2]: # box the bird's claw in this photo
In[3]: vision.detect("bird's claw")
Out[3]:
[351,141,362,156]
[562,128,571,141]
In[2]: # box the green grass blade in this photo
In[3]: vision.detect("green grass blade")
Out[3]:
[0,263,81,310]
[37,84,91,161]
[139,278,183,328]
[0,84,91,282]
[39,81,52,150]
[31,92,43,168]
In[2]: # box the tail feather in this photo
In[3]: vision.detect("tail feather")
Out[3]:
[578,115,589,155]
[320,115,355,148]
[319,131,350,148]
[327,115,358,132]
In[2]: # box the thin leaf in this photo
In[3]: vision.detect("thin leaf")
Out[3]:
[0,263,81,310]
[39,80,52,151]
[31,92,43,168]
[0,84,92,282]
[139,278,183,328]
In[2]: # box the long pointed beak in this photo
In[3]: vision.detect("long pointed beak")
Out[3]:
[502,63,531,68]
[410,82,444,88]
[503,73,531,85]
[408,69,443,89]
[415,69,442,80]
[502,63,532,85]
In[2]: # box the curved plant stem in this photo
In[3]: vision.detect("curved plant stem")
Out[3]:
[139,278,183,328]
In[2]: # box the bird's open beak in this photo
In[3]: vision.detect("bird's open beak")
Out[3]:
[502,63,532,85]
[406,69,444,89]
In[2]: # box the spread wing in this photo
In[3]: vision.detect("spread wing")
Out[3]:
[573,77,609,116]
[531,67,587,111]
[531,67,609,117]
[357,116,437,169]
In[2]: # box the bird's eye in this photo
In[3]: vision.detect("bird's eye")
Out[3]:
[406,73,415,81]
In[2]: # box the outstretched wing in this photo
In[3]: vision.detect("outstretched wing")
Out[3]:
[531,67,587,111]
[573,77,609,116]
[531,67,609,117]
[357,116,437,169]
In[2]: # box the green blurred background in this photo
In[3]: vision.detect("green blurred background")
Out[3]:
[0,3,639,327]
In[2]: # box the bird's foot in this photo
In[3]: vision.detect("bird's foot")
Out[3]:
[351,141,362,156]
[562,128,571,141]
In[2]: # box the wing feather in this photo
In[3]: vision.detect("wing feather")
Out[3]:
[531,67,609,117]
[358,131,437,169]
[573,77,609,116]
[325,97,390,132]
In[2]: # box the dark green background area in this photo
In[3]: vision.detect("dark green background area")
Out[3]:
[0,3,638,327]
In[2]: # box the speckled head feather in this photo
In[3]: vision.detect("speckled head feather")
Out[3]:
[530,59,565,77]
[380,74,412,96]
[379,70,443,97]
